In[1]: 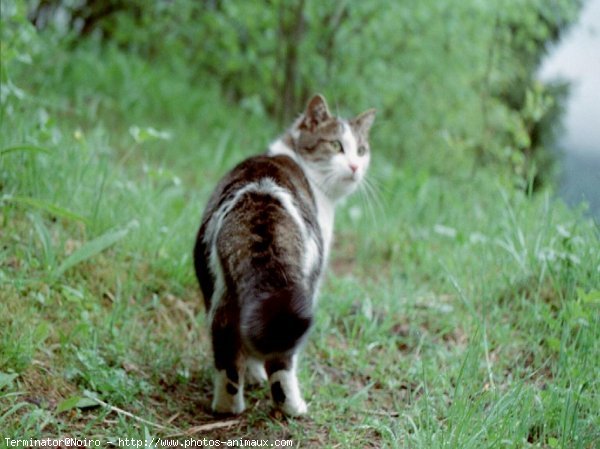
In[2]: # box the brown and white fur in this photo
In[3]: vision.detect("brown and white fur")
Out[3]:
[194,94,375,416]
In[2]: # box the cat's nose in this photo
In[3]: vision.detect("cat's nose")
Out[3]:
[349,163,358,173]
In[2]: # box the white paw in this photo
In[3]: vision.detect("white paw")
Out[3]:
[280,397,308,416]
[269,362,307,417]
[212,370,245,415]
[246,359,268,386]
[212,391,245,415]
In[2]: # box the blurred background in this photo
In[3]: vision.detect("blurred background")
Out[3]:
[4,0,595,195]
[539,0,600,217]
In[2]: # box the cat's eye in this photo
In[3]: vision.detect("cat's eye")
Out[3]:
[357,145,367,156]
[331,140,344,153]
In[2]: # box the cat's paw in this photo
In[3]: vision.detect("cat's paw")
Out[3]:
[212,393,245,415]
[246,359,268,386]
[212,372,245,415]
[279,397,308,417]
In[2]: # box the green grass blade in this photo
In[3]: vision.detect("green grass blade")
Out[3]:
[0,145,51,156]
[53,226,130,278]
[0,402,31,424]
[4,195,89,225]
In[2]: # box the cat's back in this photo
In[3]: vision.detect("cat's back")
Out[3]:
[202,154,315,223]
[194,154,322,309]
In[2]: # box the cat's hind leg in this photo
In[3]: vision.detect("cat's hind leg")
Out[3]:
[266,354,307,416]
[211,303,245,414]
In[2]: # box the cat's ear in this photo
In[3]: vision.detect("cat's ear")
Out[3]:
[351,109,376,136]
[301,94,331,130]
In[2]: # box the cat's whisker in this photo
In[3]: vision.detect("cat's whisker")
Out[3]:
[356,186,374,225]
[364,174,388,197]
[358,181,379,225]
[368,180,385,211]
[362,177,385,217]
[321,170,339,192]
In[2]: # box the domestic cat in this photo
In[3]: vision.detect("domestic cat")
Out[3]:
[193,94,375,416]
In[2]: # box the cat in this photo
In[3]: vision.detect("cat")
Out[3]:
[193,94,375,416]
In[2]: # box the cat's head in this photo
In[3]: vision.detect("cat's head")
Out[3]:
[290,94,375,200]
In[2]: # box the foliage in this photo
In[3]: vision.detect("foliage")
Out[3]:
[26,0,582,186]
[1,0,598,447]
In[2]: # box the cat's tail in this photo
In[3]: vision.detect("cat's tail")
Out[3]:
[240,284,313,355]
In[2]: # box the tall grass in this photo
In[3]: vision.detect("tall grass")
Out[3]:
[1,33,598,448]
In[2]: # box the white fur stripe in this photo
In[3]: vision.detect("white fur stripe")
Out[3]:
[341,121,358,156]
[204,178,321,318]
[269,139,335,266]
[268,139,298,161]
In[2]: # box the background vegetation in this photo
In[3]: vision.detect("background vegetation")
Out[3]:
[1,0,598,447]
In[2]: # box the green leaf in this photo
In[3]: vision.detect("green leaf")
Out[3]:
[3,195,89,225]
[56,395,99,413]
[61,285,85,303]
[0,372,18,390]
[546,336,561,353]
[56,396,82,413]
[0,145,51,156]
[74,397,99,409]
[53,226,131,278]
[578,288,600,305]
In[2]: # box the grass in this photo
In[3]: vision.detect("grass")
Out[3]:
[1,40,599,448]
